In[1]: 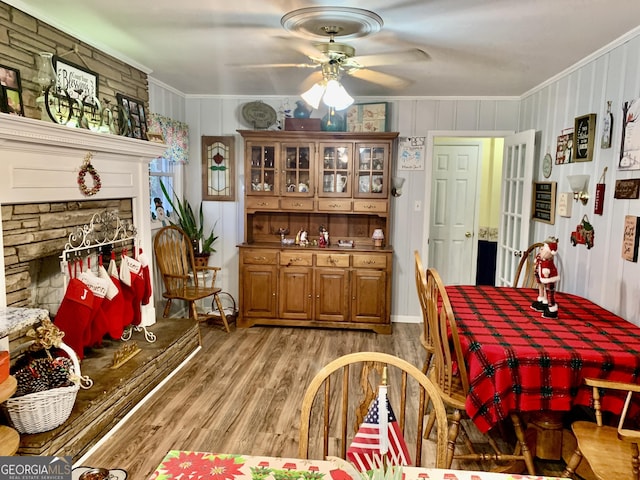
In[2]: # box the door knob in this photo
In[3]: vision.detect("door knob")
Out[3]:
[465,231,472,238]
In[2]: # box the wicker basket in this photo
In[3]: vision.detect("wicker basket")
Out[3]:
[2,342,86,434]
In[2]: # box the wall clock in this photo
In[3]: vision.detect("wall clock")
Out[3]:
[542,153,553,178]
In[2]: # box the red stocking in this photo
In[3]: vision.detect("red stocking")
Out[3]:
[99,264,125,339]
[53,278,94,360]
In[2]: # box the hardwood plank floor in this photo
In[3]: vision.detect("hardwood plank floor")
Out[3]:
[79,322,567,479]
[78,323,424,477]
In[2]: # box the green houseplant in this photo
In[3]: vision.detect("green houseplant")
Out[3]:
[160,180,218,258]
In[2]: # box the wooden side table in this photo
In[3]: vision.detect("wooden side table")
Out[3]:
[0,375,19,455]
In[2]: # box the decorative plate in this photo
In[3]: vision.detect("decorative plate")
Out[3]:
[242,101,277,129]
[73,466,128,480]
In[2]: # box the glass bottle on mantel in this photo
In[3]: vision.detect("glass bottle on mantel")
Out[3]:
[601,100,613,149]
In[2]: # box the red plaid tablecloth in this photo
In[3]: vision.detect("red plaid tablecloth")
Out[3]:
[446,285,640,433]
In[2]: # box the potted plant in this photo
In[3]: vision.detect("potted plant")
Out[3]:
[160,180,218,265]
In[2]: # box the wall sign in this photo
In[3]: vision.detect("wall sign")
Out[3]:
[532,181,557,224]
[556,128,574,164]
[53,56,98,105]
[622,215,640,262]
[573,113,597,162]
[614,178,640,199]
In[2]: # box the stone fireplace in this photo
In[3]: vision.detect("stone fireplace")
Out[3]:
[0,114,165,325]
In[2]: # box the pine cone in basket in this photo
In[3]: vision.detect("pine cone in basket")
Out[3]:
[13,357,74,397]
[14,366,50,397]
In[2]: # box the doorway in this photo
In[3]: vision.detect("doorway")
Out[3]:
[422,131,512,285]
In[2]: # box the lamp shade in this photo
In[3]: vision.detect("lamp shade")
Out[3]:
[301,83,325,110]
[323,79,354,110]
[567,174,590,192]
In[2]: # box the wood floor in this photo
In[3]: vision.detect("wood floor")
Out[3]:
[79,322,567,479]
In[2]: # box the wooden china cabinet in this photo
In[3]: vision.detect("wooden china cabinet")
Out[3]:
[238,129,398,334]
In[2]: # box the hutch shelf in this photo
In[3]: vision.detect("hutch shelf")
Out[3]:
[238,130,399,334]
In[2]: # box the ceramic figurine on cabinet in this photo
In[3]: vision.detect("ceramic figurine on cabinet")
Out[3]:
[318,225,329,247]
[296,227,308,246]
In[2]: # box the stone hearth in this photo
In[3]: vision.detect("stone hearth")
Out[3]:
[11,318,200,459]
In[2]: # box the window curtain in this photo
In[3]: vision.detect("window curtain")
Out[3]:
[148,113,189,165]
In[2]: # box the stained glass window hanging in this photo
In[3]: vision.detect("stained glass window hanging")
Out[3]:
[202,135,235,201]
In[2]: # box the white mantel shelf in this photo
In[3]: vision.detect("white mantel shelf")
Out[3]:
[0,114,165,325]
[0,114,166,158]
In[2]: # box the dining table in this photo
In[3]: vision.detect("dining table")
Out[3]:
[148,451,564,480]
[446,285,640,458]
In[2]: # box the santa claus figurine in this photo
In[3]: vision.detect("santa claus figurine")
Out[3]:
[531,236,560,319]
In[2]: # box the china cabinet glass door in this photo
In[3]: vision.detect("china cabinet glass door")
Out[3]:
[354,143,388,198]
[282,143,314,196]
[318,143,352,197]
[247,142,277,196]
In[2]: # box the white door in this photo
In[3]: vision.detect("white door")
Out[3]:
[495,129,536,286]
[428,144,479,285]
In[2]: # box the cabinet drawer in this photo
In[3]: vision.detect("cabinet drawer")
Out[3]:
[317,199,352,212]
[353,199,387,213]
[245,197,279,211]
[352,254,387,269]
[316,253,350,268]
[243,250,278,265]
[280,198,314,211]
[280,251,313,266]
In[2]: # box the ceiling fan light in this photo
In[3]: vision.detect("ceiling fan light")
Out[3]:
[301,83,325,110]
[322,79,354,110]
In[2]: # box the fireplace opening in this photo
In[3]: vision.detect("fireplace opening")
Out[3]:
[2,199,133,310]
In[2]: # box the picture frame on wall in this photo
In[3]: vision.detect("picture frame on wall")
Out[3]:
[53,56,99,106]
[346,102,388,132]
[202,136,235,201]
[0,64,25,116]
[573,113,597,162]
[116,93,148,140]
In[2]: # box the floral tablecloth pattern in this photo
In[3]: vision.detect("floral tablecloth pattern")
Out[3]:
[148,451,563,480]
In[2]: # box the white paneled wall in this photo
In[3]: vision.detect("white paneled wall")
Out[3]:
[521,32,640,325]
[148,27,640,325]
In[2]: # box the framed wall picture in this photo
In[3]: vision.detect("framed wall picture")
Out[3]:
[556,128,574,164]
[116,93,148,140]
[620,98,640,170]
[202,135,235,201]
[346,102,388,132]
[0,64,24,116]
[622,215,640,262]
[53,56,99,105]
[573,113,597,162]
[532,181,557,224]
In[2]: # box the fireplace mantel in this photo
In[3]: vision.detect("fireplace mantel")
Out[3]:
[0,115,166,317]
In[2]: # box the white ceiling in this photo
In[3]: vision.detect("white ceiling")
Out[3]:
[7,0,640,98]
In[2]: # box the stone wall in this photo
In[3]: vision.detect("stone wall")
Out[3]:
[0,2,149,120]
[2,199,133,307]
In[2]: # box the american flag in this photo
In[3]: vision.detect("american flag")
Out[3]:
[346,391,412,472]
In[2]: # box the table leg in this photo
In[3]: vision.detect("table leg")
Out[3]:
[528,411,564,460]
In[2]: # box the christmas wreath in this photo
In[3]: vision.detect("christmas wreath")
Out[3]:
[78,152,102,196]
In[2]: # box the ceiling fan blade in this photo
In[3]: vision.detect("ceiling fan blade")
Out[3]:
[300,71,324,92]
[347,68,411,89]
[227,62,319,69]
[273,36,328,63]
[348,48,430,68]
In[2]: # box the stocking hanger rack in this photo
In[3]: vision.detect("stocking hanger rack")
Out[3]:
[59,210,137,263]
[58,210,156,344]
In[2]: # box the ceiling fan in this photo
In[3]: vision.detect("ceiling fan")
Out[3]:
[235,7,430,91]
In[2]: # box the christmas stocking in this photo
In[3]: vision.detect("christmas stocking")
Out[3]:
[110,255,134,330]
[99,264,125,340]
[120,253,145,326]
[78,270,111,347]
[53,278,94,360]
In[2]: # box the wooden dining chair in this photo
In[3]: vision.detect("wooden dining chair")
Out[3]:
[153,225,230,332]
[298,351,449,468]
[426,268,536,474]
[414,250,434,374]
[562,378,640,480]
[513,242,544,288]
